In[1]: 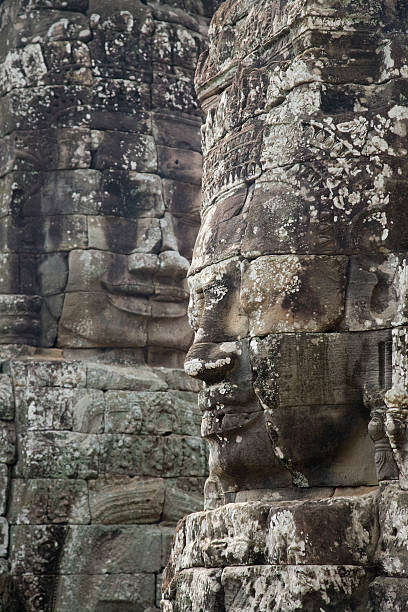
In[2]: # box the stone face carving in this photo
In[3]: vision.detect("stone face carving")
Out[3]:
[164,0,408,610]
[0,0,220,364]
[0,1,221,610]
[184,0,408,502]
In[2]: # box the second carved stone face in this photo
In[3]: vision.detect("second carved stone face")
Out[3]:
[185,255,379,495]
[184,0,408,499]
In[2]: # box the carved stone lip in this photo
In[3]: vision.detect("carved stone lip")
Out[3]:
[198,385,255,413]
[107,293,187,317]
[102,280,188,302]
[201,408,261,436]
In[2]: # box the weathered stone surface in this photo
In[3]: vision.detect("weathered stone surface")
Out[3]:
[0,465,8,516]
[86,363,167,391]
[162,483,203,524]
[344,254,408,331]
[369,577,408,612]
[163,564,370,611]
[221,565,371,612]
[172,493,378,572]
[0,422,15,465]
[8,479,90,525]
[241,255,347,334]
[0,375,14,421]
[376,483,408,577]
[6,360,86,388]
[89,477,165,525]
[59,525,162,575]
[105,390,200,436]
[55,573,156,612]
[163,568,224,612]
[0,519,8,558]
[100,434,207,478]
[9,525,67,576]
[15,431,99,479]
[15,387,104,433]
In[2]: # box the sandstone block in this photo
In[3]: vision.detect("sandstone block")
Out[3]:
[92,131,157,173]
[6,360,87,388]
[0,422,16,464]
[0,374,14,420]
[152,73,199,116]
[0,252,19,294]
[88,476,165,525]
[7,573,57,612]
[343,254,408,331]
[87,215,161,254]
[376,483,408,577]
[163,568,224,612]
[104,390,200,436]
[66,249,124,293]
[249,332,383,487]
[162,483,203,524]
[0,86,90,136]
[188,257,249,343]
[15,431,99,479]
[55,573,156,612]
[86,363,167,391]
[15,386,104,433]
[241,255,347,334]
[36,252,69,297]
[153,115,202,152]
[0,518,8,558]
[58,291,148,348]
[100,434,207,478]
[10,525,67,575]
[21,169,103,217]
[102,170,165,219]
[59,525,162,574]
[369,577,408,611]
[87,0,153,79]
[157,146,202,185]
[91,78,151,133]
[10,213,88,253]
[0,464,8,516]
[190,187,247,274]
[41,40,92,87]
[172,493,378,572]
[8,478,90,525]
[221,565,370,611]
[153,367,201,393]
[0,128,92,172]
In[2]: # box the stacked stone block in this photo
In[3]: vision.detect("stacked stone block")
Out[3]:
[0,0,222,609]
[0,0,219,361]
[164,1,408,610]
[0,358,206,610]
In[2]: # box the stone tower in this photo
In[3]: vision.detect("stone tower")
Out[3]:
[0,1,219,610]
[163,1,408,610]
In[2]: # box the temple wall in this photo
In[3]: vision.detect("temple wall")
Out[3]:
[164,1,408,610]
[0,1,221,609]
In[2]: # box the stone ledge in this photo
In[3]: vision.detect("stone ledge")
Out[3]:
[171,492,379,571]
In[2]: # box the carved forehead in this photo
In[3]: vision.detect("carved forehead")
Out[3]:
[194,0,408,274]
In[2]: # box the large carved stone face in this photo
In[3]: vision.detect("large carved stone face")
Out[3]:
[0,0,210,364]
[185,0,408,497]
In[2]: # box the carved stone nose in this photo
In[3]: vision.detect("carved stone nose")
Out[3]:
[158,251,190,280]
[184,341,240,381]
